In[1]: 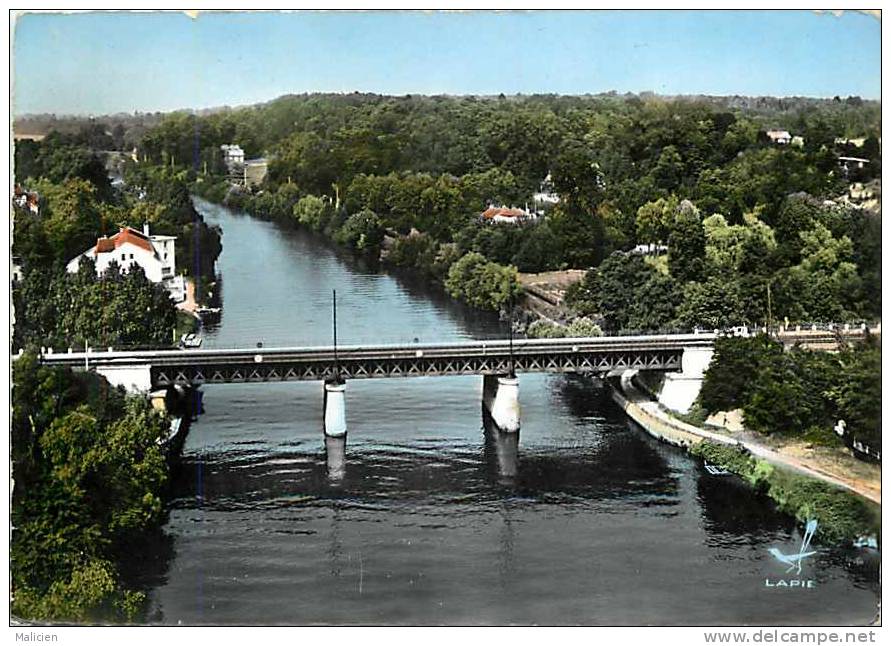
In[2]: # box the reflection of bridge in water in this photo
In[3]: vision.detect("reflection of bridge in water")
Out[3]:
[36,334,717,434]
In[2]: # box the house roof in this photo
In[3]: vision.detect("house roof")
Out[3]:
[93,227,155,256]
[482,206,528,219]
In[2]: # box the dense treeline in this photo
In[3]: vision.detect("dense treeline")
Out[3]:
[699,335,881,453]
[12,352,170,621]
[140,93,881,197]
[14,259,178,350]
[165,93,877,321]
[15,112,167,150]
[565,193,881,332]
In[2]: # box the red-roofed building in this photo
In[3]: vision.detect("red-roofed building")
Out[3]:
[66,224,185,302]
[480,204,537,225]
[13,186,40,214]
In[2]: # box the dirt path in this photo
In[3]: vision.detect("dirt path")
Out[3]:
[518,269,586,322]
[176,277,198,315]
[619,373,881,505]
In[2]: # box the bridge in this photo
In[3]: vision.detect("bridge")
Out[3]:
[34,334,716,435]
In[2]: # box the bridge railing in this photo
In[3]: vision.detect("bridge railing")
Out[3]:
[28,333,718,367]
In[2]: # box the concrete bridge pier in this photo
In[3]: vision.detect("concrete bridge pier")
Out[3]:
[323,379,347,437]
[95,364,153,393]
[657,346,714,414]
[482,374,520,433]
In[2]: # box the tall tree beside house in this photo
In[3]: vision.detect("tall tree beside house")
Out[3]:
[14,259,177,351]
[25,178,106,266]
[635,196,676,250]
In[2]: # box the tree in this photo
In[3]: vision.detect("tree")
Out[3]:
[568,252,655,332]
[667,199,705,282]
[548,203,606,269]
[11,358,168,622]
[34,178,105,264]
[635,196,677,249]
[652,145,684,191]
[334,209,385,256]
[674,276,747,330]
[293,195,334,232]
[625,272,681,332]
[830,341,881,452]
[781,222,861,322]
[699,335,784,413]
[444,252,521,311]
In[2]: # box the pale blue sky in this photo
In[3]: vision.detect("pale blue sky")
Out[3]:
[13,10,881,116]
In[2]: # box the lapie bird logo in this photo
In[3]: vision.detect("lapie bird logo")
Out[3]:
[765,519,818,589]
[769,519,818,574]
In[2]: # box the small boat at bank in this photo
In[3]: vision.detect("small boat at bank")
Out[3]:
[181,333,203,348]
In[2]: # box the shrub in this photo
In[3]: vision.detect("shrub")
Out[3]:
[445,252,522,311]
[690,441,879,544]
[526,319,566,338]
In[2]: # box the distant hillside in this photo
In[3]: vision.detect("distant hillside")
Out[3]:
[14,91,880,142]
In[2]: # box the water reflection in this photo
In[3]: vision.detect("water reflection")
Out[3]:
[325,435,347,484]
[482,420,519,484]
[696,467,792,546]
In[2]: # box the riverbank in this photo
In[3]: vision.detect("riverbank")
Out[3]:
[611,371,881,545]
[190,188,582,325]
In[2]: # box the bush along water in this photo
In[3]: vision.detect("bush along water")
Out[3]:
[690,441,880,545]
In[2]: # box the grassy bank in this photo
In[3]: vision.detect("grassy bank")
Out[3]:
[691,441,880,544]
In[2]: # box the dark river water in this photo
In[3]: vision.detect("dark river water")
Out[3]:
[136,197,879,625]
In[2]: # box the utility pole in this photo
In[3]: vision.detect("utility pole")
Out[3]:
[508,292,515,378]
[332,289,339,382]
[766,280,773,336]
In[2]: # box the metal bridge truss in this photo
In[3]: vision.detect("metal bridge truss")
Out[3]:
[152,349,683,387]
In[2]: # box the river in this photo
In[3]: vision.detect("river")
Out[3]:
[134,197,879,625]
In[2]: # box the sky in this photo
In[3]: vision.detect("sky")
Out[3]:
[12,10,882,116]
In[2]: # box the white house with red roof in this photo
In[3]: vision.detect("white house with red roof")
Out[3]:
[480,204,538,225]
[66,224,186,302]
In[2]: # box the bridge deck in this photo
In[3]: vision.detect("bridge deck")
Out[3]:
[35,334,716,387]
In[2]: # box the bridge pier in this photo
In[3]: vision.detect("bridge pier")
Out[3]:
[323,379,347,437]
[657,346,714,414]
[94,364,153,393]
[482,374,520,433]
